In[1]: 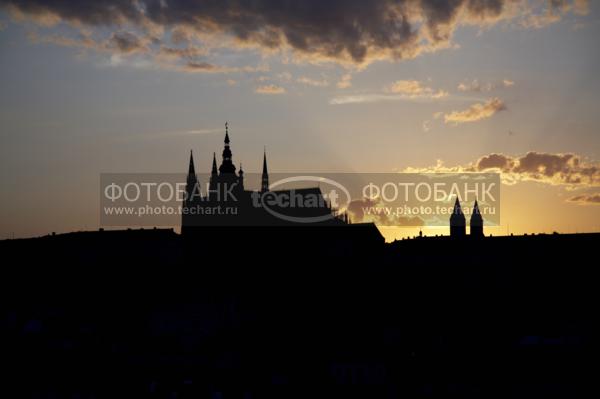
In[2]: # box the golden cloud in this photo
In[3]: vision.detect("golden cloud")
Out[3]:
[444,97,506,124]
[457,78,515,92]
[336,73,352,89]
[403,152,600,188]
[255,84,286,94]
[386,79,448,99]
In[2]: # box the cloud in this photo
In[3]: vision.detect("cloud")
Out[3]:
[156,45,207,61]
[107,31,146,54]
[255,84,286,94]
[175,62,269,74]
[403,152,600,188]
[331,78,448,104]
[386,79,448,98]
[296,76,329,87]
[457,78,515,92]
[27,30,100,50]
[181,61,221,72]
[522,0,589,28]
[573,0,590,15]
[388,80,426,95]
[567,193,600,205]
[444,97,506,124]
[0,0,590,70]
[330,92,450,105]
[336,73,352,89]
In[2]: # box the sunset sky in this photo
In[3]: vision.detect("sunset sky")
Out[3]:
[1,0,599,241]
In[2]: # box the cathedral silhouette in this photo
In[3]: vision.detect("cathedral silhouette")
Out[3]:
[182,123,485,239]
[181,123,362,235]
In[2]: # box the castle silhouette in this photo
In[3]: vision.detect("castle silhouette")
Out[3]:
[181,123,353,233]
[182,123,485,238]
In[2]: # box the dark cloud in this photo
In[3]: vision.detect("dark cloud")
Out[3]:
[158,45,207,61]
[108,31,145,53]
[1,1,589,66]
[476,153,515,171]
[1,0,142,26]
[183,61,219,72]
[567,193,600,205]
[410,151,599,187]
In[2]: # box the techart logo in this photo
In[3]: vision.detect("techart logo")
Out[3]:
[251,176,352,223]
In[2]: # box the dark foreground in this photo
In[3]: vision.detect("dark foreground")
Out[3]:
[1,229,596,398]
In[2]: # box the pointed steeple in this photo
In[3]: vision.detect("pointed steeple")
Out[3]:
[185,150,199,205]
[452,197,464,216]
[262,148,268,175]
[450,197,466,237]
[211,152,218,174]
[238,162,244,190]
[219,122,236,174]
[470,199,484,237]
[188,150,196,175]
[209,152,218,197]
[472,200,481,216]
[261,147,269,192]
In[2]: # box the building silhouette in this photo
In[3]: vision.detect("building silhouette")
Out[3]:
[450,197,466,237]
[450,197,485,237]
[470,199,484,237]
[181,123,357,233]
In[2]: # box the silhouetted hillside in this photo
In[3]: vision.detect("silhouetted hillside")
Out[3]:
[1,230,596,398]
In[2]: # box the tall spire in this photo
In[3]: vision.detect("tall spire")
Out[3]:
[261,147,269,192]
[238,162,244,190]
[262,147,268,175]
[452,197,464,216]
[470,199,484,238]
[219,122,236,174]
[211,152,218,174]
[209,151,218,197]
[450,197,466,237]
[185,150,199,205]
[472,200,481,216]
[188,150,196,175]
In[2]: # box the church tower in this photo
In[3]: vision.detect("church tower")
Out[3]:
[261,148,269,192]
[184,150,199,207]
[213,122,242,199]
[182,150,200,234]
[450,197,466,237]
[219,122,237,175]
[209,152,218,200]
[470,199,484,238]
[238,163,244,191]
